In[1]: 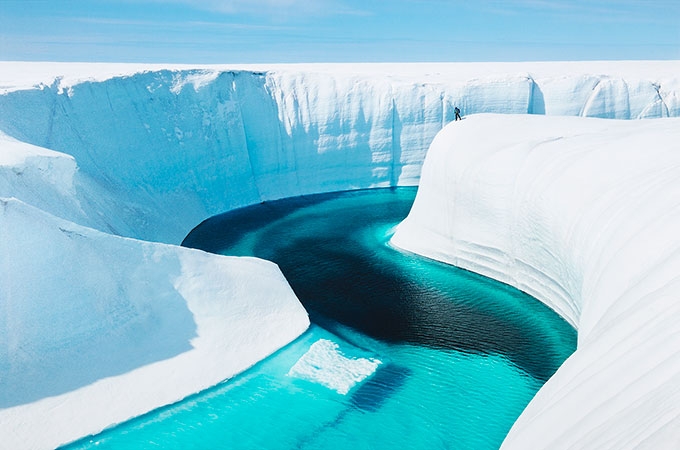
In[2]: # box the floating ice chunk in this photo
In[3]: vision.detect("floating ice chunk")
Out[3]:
[287,339,381,395]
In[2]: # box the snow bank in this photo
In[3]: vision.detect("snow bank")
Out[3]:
[0,131,310,450]
[0,197,309,449]
[391,114,680,448]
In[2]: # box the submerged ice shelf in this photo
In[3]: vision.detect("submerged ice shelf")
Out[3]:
[288,339,381,395]
[1,61,680,449]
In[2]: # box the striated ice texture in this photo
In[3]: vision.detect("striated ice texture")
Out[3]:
[391,114,680,449]
[1,62,679,244]
[1,61,680,449]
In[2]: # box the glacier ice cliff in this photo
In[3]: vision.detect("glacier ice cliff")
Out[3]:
[1,62,679,244]
[1,61,680,449]
[392,114,680,448]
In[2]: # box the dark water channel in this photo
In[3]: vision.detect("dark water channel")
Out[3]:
[66,187,575,450]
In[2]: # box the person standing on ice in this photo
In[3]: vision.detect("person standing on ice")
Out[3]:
[454,106,462,121]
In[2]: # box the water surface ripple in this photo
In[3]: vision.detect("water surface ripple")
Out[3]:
[66,187,576,450]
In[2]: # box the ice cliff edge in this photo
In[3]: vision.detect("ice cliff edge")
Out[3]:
[1,61,679,244]
[392,113,680,448]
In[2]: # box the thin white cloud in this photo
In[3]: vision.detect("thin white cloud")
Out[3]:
[129,0,368,17]
[70,16,294,31]
[468,0,680,24]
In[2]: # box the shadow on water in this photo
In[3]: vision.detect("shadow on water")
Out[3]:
[183,188,576,384]
[350,364,411,412]
[181,192,345,253]
[295,363,411,449]
[278,237,561,383]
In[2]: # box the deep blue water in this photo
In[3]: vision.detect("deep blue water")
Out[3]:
[65,187,575,449]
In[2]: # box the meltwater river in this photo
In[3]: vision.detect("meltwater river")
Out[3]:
[65,187,575,449]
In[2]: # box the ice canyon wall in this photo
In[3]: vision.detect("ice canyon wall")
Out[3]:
[391,114,680,449]
[1,62,679,449]
[2,62,679,244]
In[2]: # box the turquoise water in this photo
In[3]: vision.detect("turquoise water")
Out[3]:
[65,188,575,449]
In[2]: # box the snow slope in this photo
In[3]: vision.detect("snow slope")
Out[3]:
[0,195,309,449]
[391,114,680,448]
[1,61,680,449]
[0,104,311,448]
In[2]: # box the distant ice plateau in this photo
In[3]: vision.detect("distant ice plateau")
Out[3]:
[1,61,679,449]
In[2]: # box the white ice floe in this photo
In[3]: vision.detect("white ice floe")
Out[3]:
[288,339,381,395]
[391,113,680,449]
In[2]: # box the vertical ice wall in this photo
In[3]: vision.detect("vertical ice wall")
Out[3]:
[2,67,675,244]
[391,114,680,449]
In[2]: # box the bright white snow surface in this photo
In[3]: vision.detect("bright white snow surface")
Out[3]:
[1,61,679,449]
[392,114,680,448]
[0,194,309,449]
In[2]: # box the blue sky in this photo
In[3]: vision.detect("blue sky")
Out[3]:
[1,0,678,62]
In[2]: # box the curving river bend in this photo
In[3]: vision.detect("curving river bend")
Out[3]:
[65,187,575,449]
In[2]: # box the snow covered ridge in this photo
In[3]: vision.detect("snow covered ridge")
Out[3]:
[391,114,680,448]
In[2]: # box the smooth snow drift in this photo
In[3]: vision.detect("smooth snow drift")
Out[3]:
[392,114,680,449]
[0,196,309,449]
[1,61,680,449]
